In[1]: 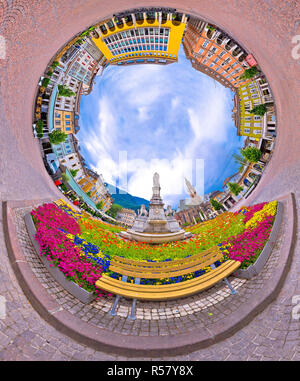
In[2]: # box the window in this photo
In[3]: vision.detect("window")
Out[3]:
[202,40,209,48]
[244,128,250,134]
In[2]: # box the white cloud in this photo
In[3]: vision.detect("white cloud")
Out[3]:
[79,46,243,208]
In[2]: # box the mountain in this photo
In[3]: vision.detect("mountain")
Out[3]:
[105,183,150,212]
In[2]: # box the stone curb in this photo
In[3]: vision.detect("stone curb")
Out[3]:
[2,194,296,357]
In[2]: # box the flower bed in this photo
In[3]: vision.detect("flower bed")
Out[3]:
[30,200,279,291]
[31,204,108,297]
[220,201,278,269]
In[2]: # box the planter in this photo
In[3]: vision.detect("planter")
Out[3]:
[24,213,97,304]
[234,201,283,279]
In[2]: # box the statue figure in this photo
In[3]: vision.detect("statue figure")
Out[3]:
[185,177,196,198]
[165,205,172,216]
[139,204,148,217]
[153,172,160,188]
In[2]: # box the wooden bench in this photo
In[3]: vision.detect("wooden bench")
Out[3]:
[96,246,240,319]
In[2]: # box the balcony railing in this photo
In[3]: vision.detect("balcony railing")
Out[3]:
[216,34,225,45]
[135,13,144,24]
[225,40,235,51]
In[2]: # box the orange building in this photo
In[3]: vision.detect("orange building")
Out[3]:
[182,16,254,90]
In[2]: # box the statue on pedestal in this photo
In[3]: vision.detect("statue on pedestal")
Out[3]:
[139,204,148,217]
[153,172,160,187]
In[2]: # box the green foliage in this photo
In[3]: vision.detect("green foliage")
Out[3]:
[228,182,243,196]
[47,71,53,77]
[61,172,69,183]
[51,61,59,69]
[239,66,258,80]
[36,120,43,138]
[210,199,224,211]
[70,169,79,178]
[49,130,67,144]
[241,147,262,163]
[41,77,50,88]
[250,104,267,116]
[58,84,76,97]
[106,204,123,218]
[96,201,104,210]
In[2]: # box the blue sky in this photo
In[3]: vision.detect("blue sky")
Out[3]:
[78,45,245,208]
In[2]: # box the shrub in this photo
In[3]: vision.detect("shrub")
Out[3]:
[239,66,258,80]
[49,130,67,144]
[241,147,262,163]
[250,104,267,116]
[228,182,243,196]
[41,77,50,87]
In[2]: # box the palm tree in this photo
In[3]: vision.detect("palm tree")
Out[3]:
[233,153,248,172]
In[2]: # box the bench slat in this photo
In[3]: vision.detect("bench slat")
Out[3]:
[108,252,224,279]
[111,246,218,269]
[98,260,236,292]
[96,261,240,301]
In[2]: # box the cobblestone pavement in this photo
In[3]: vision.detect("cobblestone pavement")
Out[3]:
[13,204,283,336]
[0,0,300,361]
[1,196,300,361]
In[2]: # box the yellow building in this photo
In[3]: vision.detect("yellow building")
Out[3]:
[91,10,187,65]
[237,80,264,139]
[78,170,112,212]
[54,109,74,134]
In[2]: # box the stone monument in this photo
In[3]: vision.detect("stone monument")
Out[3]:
[119,173,190,243]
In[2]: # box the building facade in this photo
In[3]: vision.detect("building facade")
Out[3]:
[77,170,113,212]
[92,9,187,66]
[182,16,253,90]
[116,208,137,226]
[53,109,75,134]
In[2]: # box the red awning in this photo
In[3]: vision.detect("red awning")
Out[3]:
[54,180,61,186]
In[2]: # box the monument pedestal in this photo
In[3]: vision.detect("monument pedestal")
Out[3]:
[123,173,189,244]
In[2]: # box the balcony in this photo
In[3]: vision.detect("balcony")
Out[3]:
[124,15,133,26]
[99,25,107,35]
[114,17,124,29]
[91,30,99,39]
[225,40,235,51]
[161,12,168,24]
[206,26,215,39]
[135,12,144,25]
[232,47,242,57]
[146,11,156,24]
[107,20,115,32]
[216,34,226,45]
[238,53,247,62]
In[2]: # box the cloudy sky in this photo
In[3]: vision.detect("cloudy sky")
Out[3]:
[78,45,245,208]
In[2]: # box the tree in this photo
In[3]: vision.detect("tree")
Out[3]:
[250,104,267,116]
[61,172,69,183]
[70,169,78,177]
[106,204,123,218]
[86,191,92,197]
[41,77,50,88]
[58,84,75,97]
[96,201,104,210]
[239,66,258,80]
[36,120,43,138]
[51,61,59,69]
[210,199,224,211]
[233,153,248,172]
[48,130,67,144]
[228,182,243,196]
[241,147,262,163]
